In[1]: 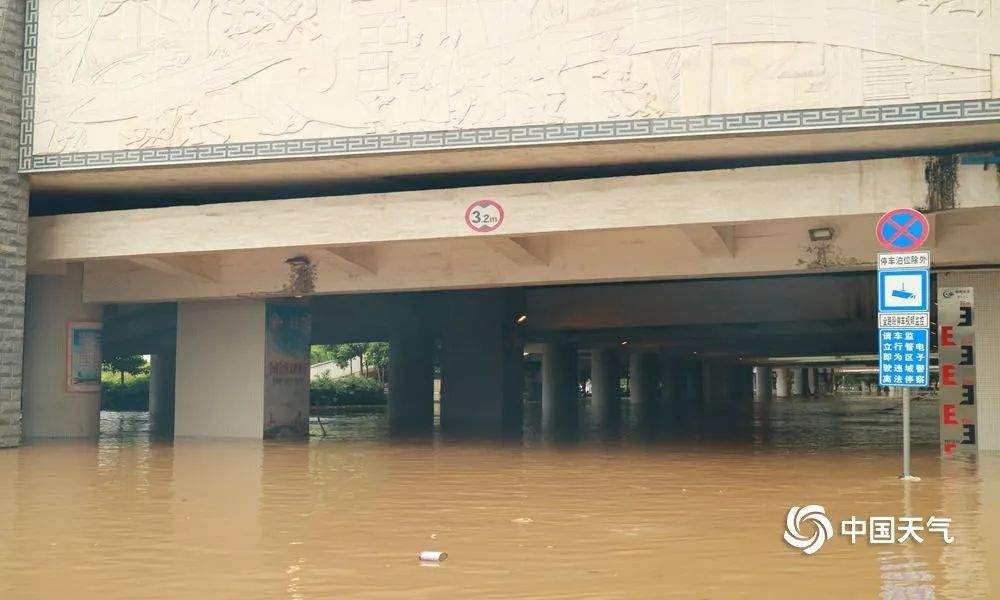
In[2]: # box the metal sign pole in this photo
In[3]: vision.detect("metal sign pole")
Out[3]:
[901,386,911,478]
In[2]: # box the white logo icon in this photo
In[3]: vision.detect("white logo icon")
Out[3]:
[784,505,834,555]
[882,273,924,308]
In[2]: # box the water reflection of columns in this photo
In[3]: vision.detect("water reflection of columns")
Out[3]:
[171,441,265,593]
[10,444,100,596]
[260,442,313,598]
[936,456,994,597]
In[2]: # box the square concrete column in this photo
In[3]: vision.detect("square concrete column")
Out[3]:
[22,265,103,439]
[589,348,622,429]
[755,366,773,400]
[388,331,435,435]
[175,300,311,439]
[774,367,790,398]
[702,362,752,428]
[628,352,660,427]
[807,368,818,395]
[440,290,524,436]
[148,352,176,437]
[660,356,691,429]
[791,368,805,396]
[542,343,579,433]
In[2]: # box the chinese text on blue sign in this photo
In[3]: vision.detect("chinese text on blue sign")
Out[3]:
[879,329,929,387]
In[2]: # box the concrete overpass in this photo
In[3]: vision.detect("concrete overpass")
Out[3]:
[1,0,999,449]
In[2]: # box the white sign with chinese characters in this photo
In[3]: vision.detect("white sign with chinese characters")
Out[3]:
[878,312,930,329]
[877,252,930,270]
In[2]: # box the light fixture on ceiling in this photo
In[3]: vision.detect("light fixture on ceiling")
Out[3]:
[808,227,835,242]
[515,314,528,325]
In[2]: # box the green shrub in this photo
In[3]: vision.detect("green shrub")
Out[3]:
[101,373,150,411]
[311,375,386,407]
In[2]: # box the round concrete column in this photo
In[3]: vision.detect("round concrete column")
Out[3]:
[755,367,773,400]
[775,368,790,398]
[541,343,579,432]
[388,333,435,434]
[807,368,818,395]
[590,348,621,429]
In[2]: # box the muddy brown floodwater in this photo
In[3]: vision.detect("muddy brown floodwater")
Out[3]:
[1,396,998,599]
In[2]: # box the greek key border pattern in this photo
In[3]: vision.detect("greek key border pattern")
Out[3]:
[21,99,1000,173]
[16,3,1000,173]
[18,0,37,172]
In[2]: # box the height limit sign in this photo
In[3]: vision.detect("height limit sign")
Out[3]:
[875,208,930,388]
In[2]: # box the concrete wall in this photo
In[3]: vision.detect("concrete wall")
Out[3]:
[29,1,1000,159]
[174,300,266,439]
[21,265,102,439]
[0,0,27,448]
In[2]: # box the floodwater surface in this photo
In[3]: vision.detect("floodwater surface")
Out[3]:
[1,396,998,599]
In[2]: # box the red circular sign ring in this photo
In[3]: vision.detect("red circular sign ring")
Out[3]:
[875,208,930,252]
[465,199,505,233]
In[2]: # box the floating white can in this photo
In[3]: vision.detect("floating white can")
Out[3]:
[418,551,447,562]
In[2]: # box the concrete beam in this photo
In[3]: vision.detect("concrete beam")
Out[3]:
[485,236,549,266]
[323,246,378,276]
[34,157,997,265]
[129,255,220,284]
[680,224,735,258]
[80,206,1000,304]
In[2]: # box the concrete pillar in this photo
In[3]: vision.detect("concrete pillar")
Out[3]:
[755,367,773,400]
[148,352,176,437]
[388,332,434,434]
[440,290,524,436]
[589,348,621,429]
[775,368,790,398]
[628,352,659,405]
[660,356,688,428]
[701,362,753,429]
[175,300,311,439]
[0,1,29,448]
[807,368,818,395]
[526,365,542,404]
[791,368,804,396]
[541,343,578,432]
[22,265,102,439]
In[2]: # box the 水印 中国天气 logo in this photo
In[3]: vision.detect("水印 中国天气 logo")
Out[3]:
[783,505,834,556]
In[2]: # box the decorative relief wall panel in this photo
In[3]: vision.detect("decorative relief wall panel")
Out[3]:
[22,0,1000,170]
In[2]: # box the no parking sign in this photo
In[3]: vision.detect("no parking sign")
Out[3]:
[875,208,930,252]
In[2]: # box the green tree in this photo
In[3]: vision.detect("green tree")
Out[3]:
[101,354,148,385]
[310,344,335,365]
[364,342,390,383]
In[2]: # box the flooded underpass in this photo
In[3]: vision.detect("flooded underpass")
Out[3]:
[2,396,998,600]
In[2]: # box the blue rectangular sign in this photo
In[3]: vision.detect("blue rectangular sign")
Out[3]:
[878,328,929,388]
[877,269,929,313]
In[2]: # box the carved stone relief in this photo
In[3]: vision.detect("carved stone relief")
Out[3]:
[31,0,999,155]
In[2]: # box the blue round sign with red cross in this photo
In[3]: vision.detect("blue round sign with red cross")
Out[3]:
[875,208,930,252]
